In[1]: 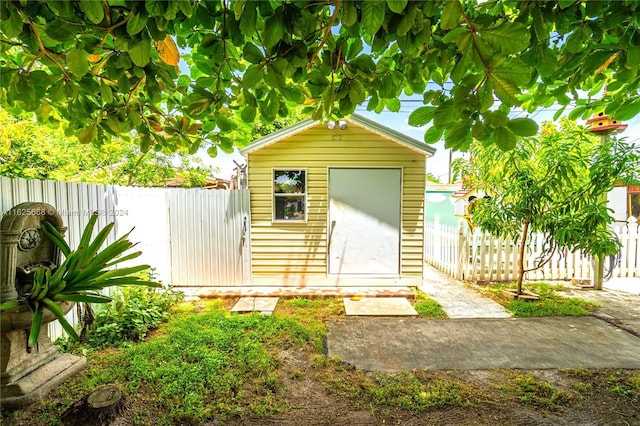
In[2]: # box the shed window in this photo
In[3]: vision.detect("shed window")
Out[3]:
[273,170,306,222]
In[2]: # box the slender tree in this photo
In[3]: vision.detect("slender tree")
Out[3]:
[458,119,640,294]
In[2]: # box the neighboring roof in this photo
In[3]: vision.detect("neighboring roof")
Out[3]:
[451,188,476,199]
[162,175,231,190]
[426,183,462,193]
[240,113,436,156]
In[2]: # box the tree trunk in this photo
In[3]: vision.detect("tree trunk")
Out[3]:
[516,220,530,295]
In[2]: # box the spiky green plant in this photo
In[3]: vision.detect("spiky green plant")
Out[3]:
[0,212,160,346]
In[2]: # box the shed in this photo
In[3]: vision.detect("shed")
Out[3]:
[240,114,435,286]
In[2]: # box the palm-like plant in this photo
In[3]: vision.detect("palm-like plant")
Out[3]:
[0,212,160,346]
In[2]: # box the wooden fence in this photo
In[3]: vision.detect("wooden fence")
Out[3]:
[1,176,251,340]
[424,217,639,282]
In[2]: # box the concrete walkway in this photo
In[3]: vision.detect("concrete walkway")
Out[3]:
[558,277,640,337]
[420,264,510,318]
[327,316,640,372]
[327,269,640,371]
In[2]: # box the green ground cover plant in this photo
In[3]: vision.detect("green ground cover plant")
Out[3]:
[411,288,448,318]
[475,282,599,317]
[499,373,576,409]
[86,286,184,348]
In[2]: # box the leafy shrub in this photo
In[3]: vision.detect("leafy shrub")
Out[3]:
[85,286,184,348]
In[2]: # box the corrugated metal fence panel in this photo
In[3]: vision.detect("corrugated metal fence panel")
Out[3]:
[167,188,251,286]
[2,176,252,341]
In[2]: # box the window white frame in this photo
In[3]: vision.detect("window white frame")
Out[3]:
[273,169,307,223]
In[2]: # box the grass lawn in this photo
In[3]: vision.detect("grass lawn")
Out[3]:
[472,282,600,317]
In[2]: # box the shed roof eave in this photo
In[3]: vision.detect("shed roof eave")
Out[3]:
[239,113,436,157]
[347,114,436,157]
[239,118,317,156]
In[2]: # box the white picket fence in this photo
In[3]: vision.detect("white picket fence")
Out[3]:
[425,217,640,282]
[1,176,251,340]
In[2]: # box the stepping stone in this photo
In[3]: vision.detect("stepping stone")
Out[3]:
[231,297,279,315]
[343,297,418,316]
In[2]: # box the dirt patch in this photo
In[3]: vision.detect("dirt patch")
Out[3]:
[218,351,639,426]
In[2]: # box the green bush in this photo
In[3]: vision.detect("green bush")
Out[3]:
[86,286,184,348]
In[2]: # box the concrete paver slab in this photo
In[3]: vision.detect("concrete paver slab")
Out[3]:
[327,317,640,372]
[231,297,279,315]
[343,297,418,316]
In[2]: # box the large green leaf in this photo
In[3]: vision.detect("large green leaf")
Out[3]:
[492,60,533,86]
[424,126,444,144]
[362,1,385,35]
[387,0,408,13]
[385,97,401,112]
[28,304,44,346]
[67,46,89,77]
[217,116,237,132]
[262,11,284,49]
[100,80,114,105]
[348,80,366,104]
[397,6,417,37]
[408,106,436,126]
[242,65,264,88]
[0,300,19,311]
[440,1,461,30]
[612,99,640,121]
[46,19,77,42]
[445,122,470,150]
[78,123,96,144]
[480,22,530,55]
[128,35,152,67]
[0,6,23,38]
[341,1,358,27]
[495,126,517,150]
[52,293,113,304]
[490,74,520,106]
[506,118,538,137]
[241,105,257,122]
[243,42,264,64]
[239,1,257,35]
[627,45,640,68]
[79,0,104,24]
[433,101,455,126]
[127,13,149,35]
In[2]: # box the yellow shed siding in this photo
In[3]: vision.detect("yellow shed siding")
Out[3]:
[247,123,426,279]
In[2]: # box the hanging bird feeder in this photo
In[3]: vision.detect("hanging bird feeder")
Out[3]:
[586,111,628,135]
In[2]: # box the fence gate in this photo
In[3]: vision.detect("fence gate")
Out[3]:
[167,188,251,287]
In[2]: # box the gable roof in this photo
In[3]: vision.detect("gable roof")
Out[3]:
[240,113,436,156]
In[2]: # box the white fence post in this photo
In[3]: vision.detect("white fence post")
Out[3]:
[626,217,638,277]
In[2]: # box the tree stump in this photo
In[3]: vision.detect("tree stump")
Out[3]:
[62,385,126,425]
[87,384,122,411]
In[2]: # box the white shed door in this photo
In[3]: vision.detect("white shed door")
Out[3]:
[328,168,401,275]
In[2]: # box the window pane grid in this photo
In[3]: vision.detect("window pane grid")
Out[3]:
[273,170,307,222]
